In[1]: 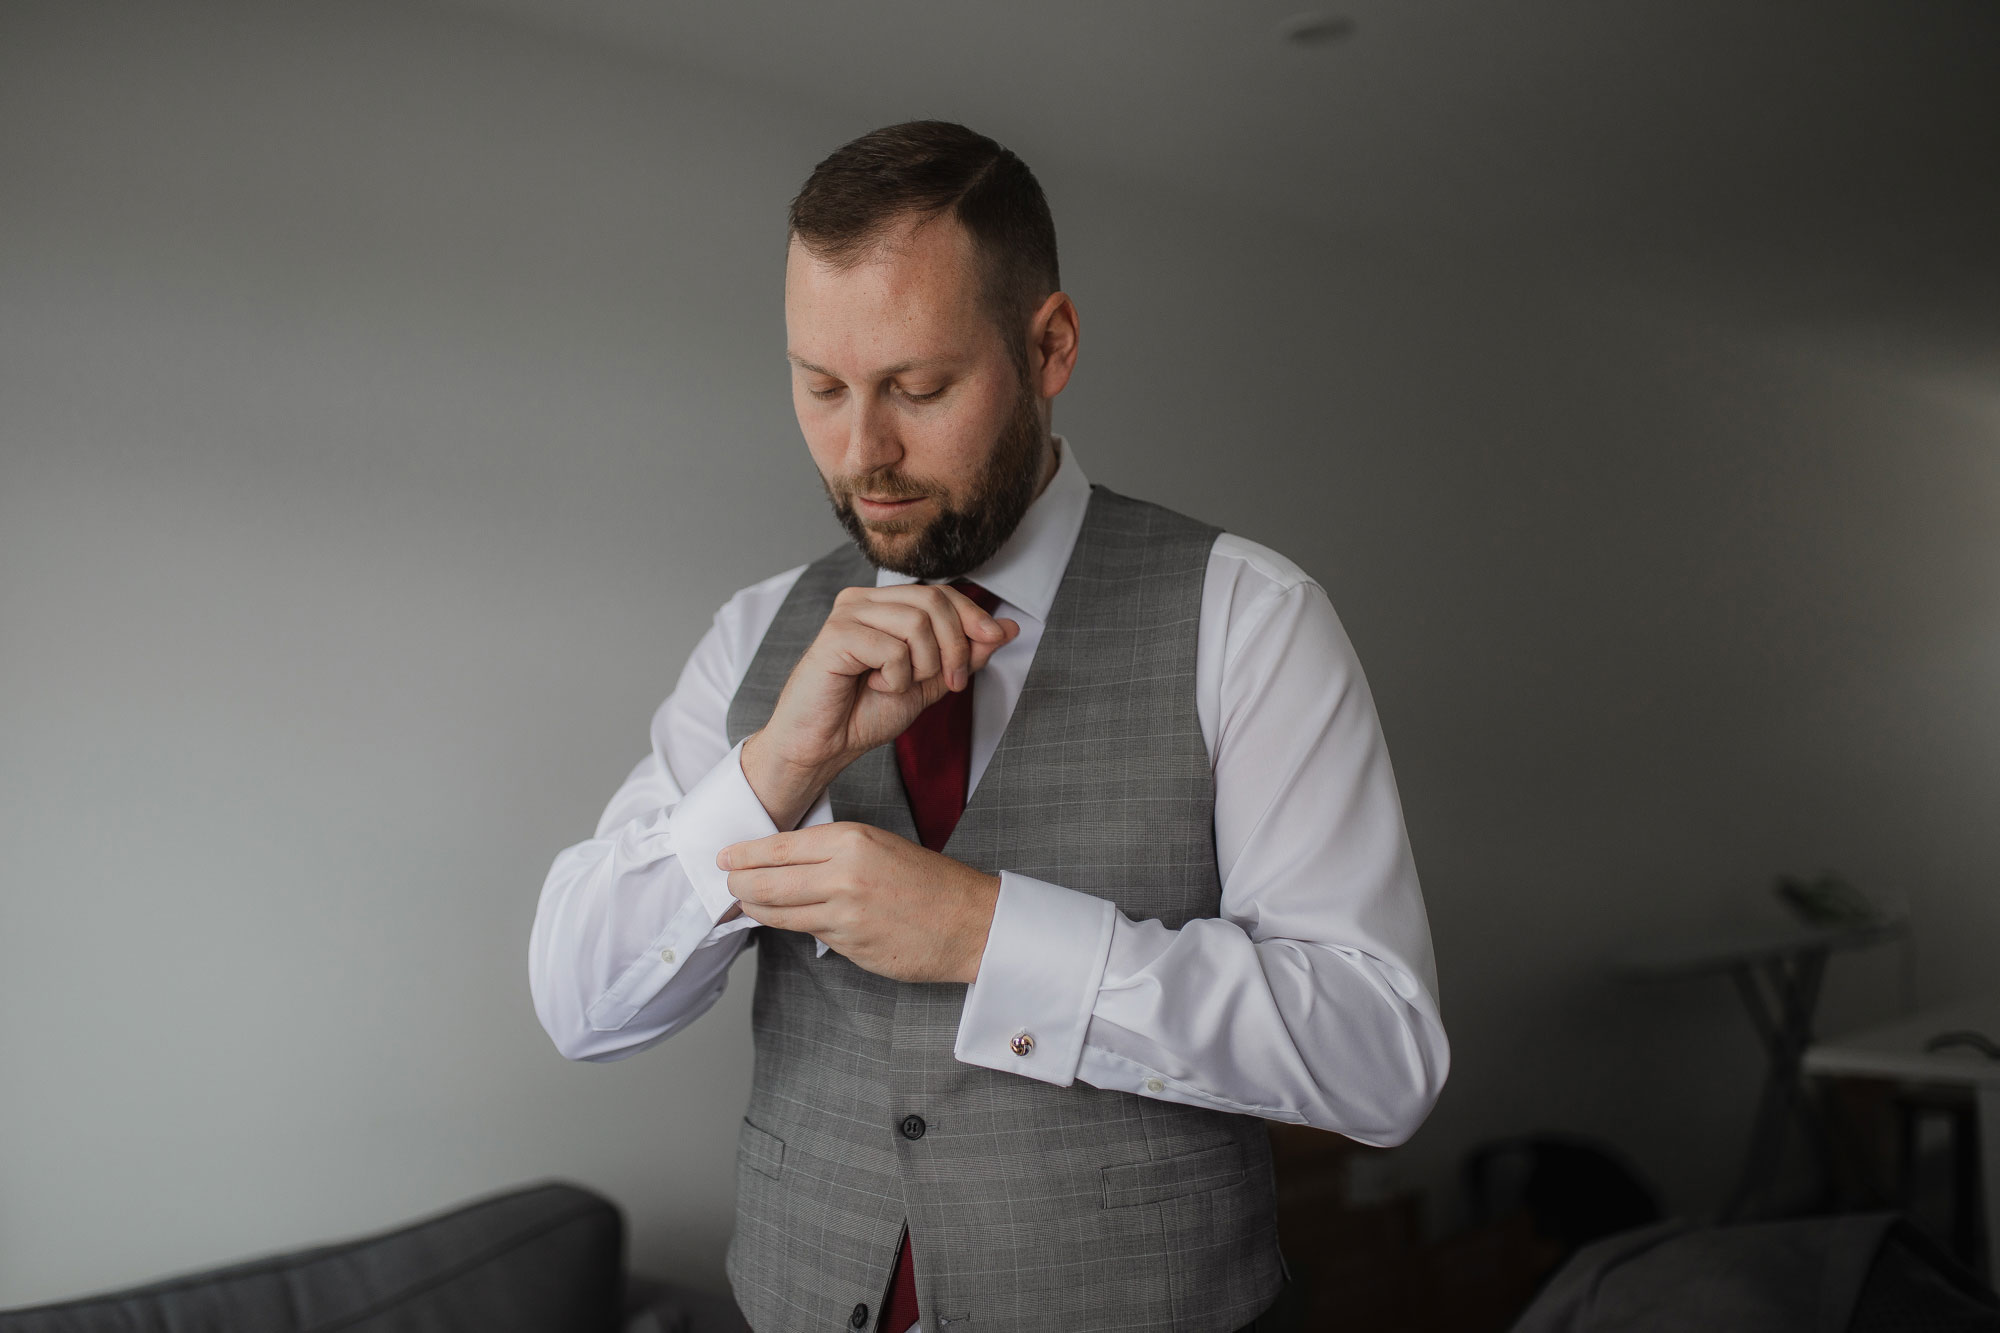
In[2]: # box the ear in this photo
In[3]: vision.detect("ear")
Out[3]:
[1026,291,1079,401]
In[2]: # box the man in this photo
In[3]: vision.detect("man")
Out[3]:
[530,121,1447,1333]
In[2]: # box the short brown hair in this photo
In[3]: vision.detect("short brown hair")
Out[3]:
[788,121,1060,372]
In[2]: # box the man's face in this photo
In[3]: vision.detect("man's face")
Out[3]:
[785,215,1049,580]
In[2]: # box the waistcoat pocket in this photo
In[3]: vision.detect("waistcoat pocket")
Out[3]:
[1100,1138,1248,1208]
[738,1115,785,1181]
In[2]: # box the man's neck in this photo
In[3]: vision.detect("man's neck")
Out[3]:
[1032,435,1062,502]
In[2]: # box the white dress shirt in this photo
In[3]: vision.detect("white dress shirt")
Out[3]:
[529,438,1448,1147]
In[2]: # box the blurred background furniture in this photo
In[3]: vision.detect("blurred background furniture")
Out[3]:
[1267,1124,1663,1332]
[1620,913,1907,1220]
[0,1182,747,1333]
[1807,993,2000,1283]
[1511,1212,2000,1332]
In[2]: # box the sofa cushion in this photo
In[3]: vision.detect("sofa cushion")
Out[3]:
[0,1181,622,1333]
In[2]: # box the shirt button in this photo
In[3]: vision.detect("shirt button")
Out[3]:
[659,948,676,964]
[1145,1077,1165,1094]
[1009,1030,1035,1057]
[899,1114,927,1140]
[849,1302,869,1328]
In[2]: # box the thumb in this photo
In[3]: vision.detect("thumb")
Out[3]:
[967,618,1021,673]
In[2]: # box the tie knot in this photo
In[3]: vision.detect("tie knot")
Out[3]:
[949,578,1002,615]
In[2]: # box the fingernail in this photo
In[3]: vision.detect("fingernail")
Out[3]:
[952,667,968,691]
[716,847,733,869]
[982,618,1002,638]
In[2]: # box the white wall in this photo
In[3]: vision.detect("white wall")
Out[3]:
[4,0,1996,1307]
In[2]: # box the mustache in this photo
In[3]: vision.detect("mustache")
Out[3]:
[829,469,946,504]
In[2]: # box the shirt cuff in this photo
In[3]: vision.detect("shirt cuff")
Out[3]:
[668,739,838,958]
[954,872,1116,1085]
[669,739,782,922]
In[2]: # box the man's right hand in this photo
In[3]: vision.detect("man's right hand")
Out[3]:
[739,583,1019,832]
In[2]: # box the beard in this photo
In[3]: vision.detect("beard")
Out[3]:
[821,378,1047,581]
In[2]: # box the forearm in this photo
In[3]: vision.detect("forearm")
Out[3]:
[532,731,836,1059]
[738,728,840,833]
[530,569,859,1058]
[1082,914,1447,1142]
[954,875,1448,1142]
[529,811,754,1062]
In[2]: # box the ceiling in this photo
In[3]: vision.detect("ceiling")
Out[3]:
[431,0,2000,257]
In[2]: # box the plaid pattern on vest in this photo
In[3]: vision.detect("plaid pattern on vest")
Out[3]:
[722,485,1283,1332]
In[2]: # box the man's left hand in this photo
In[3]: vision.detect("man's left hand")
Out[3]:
[719,823,1000,984]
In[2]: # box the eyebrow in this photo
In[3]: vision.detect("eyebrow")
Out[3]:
[786,353,947,379]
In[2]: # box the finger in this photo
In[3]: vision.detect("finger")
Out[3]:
[846,600,944,687]
[718,828,836,870]
[736,899,827,935]
[908,586,975,692]
[824,621,917,693]
[727,865,829,908]
[967,617,1021,673]
[935,583,1008,646]
[854,586,982,691]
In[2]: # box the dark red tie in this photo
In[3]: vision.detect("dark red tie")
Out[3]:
[892,579,1001,856]
[879,578,1000,1333]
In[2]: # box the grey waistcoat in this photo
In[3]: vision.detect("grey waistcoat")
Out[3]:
[722,485,1283,1333]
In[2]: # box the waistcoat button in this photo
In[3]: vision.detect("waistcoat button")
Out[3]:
[899,1114,926,1140]
[849,1302,869,1327]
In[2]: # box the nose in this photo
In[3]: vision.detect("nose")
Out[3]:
[844,388,903,479]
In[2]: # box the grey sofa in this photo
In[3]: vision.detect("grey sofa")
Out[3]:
[0,1181,707,1333]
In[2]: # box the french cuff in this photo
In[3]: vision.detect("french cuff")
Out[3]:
[669,738,786,925]
[954,872,1115,1086]
[668,739,839,958]
[798,786,834,957]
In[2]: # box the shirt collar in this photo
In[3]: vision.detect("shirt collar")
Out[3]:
[873,435,1090,625]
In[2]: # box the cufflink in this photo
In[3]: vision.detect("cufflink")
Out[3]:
[1009,1030,1035,1057]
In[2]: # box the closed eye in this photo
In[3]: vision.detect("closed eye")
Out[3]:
[805,381,944,402]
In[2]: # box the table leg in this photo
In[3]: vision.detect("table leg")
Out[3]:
[1721,948,1829,1221]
